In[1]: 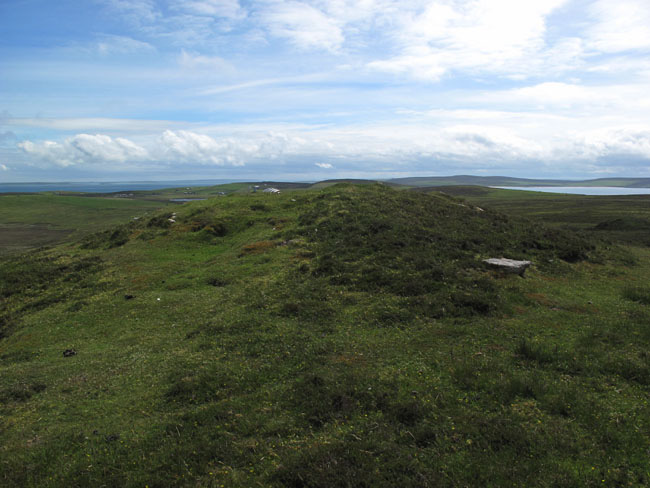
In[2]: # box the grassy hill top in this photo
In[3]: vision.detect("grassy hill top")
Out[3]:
[1,184,649,487]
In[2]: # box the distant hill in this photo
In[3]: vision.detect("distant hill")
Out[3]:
[387,175,650,188]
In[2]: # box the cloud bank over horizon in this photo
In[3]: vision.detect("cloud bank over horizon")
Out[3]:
[2,0,650,181]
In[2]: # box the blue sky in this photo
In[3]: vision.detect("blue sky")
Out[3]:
[2,0,650,181]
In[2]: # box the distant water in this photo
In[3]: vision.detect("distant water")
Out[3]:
[494,186,650,196]
[0,180,236,194]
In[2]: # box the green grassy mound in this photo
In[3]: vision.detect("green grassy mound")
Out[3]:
[1,184,648,487]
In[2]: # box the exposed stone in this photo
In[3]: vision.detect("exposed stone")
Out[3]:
[483,258,532,276]
[63,349,76,357]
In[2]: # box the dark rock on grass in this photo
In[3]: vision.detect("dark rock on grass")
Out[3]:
[124,294,135,300]
[105,433,120,442]
[63,349,76,357]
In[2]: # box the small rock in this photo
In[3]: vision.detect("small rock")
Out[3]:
[105,433,120,442]
[124,294,135,300]
[63,349,76,357]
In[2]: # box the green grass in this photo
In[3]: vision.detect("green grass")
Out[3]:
[0,194,171,255]
[0,182,319,255]
[1,184,649,487]
[436,186,650,247]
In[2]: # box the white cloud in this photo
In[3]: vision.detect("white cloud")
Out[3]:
[96,35,155,55]
[368,0,571,80]
[587,56,650,78]
[13,123,650,176]
[568,128,650,161]
[18,134,149,167]
[259,1,345,52]
[509,82,595,107]
[474,81,650,118]
[587,0,650,52]
[103,0,159,25]
[174,0,246,20]
[178,50,235,72]
[158,130,249,165]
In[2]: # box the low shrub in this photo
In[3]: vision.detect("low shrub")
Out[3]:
[515,338,556,364]
[80,226,130,249]
[147,213,173,228]
[622,285,650,305]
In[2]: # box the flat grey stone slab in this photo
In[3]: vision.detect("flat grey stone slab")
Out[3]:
[483,258,532,276]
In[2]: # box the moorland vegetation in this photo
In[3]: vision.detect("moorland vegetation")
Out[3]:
[1,183,649,487]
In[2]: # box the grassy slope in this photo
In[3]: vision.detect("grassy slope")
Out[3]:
[0,194,170,255]
[438,186,650,246]
[0,183,315,255]
[1,184,649,487]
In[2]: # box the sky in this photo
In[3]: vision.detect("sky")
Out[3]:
[2,0,650,182]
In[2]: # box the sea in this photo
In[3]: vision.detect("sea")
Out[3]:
[493,186,650,196]
[0,180,237,194]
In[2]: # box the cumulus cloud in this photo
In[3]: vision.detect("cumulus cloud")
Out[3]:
[157,130,249,165]
[568,128,650,161]
[18,134,149,167]
[18,130,289,168]
[14,123,650,177]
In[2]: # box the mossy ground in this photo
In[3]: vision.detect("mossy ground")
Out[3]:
[1,184,649,487]
[0,193,171,256]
